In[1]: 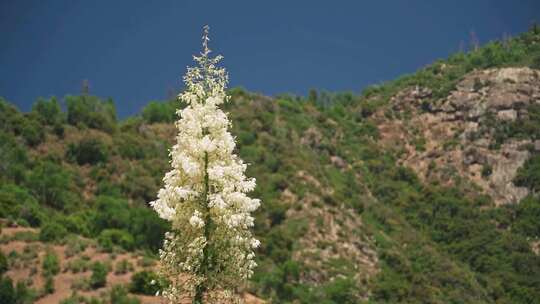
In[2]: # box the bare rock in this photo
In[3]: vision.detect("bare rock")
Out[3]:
[380,67,539,205]
[301,127,323,148]
[486,141,530,204]
[494,67,537,84]
[535,140,540,152]
[391,86,432,111]
[489,90,529,109]
[497,109,518,121]
[331,155,347,169]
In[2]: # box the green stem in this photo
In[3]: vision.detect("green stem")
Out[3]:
[194,152,211,304]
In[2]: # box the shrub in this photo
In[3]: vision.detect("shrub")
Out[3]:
[64,236,89,258]
[39,222,68,242]
[323,277,358,304]
[13,281,36,304]
[238,131,256,145]
[141,100,176,123]
[67,138,109,165]
[514,154,540,192]
[42,251,60,277]
[0,251,7,274]
[0,184,41,226]
[512,196,540,238]
[109,285,140,304]
[66,95,117,133]
[65,256,91,273]
[128,208,168,252]
[44,276,54,294]
[114,133,147,160]
[93,196,131,232]
[19,205,43,228]
[114,259,133,275]
[0,133,28,183]
[119,169,157,204]
[26,161,76,210]
[98,229,134,252]
[0,276,15,304]
[20,118,45,147]
[129,270,160,295]
[11,231,39,242]
[136,257,155,268]
[59,215,90,236]
[32,97,64,126]
[89,262,108,289]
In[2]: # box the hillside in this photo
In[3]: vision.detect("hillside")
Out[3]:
[1,26,540,303]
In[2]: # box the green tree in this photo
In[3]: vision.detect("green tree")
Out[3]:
[65,95,117,133]
[93,196,131,232]
[141,101,176,123]
[31,97,64,125]
[66,137,109,165]
[98,229,135,251]
[26,161,75,210]
[39,222,68,242]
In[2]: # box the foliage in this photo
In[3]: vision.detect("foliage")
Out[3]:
[129,270,162,295]
[500,195,540,239]
[42,251,60,276]
[90,195,168,252]
[44,276,55,294]
[32,97,65,127]
[109,285,141,304]
[89,262,108,289]
[66,95,117,133]
[39,222,68,242]
[98,229,135,251]
[0,251,7,275]
[141,100,177,123]
[67,137,109,165]
[0,276,15,304]
[115,259,134,275]
[0,132,28,183]
[0,276,36,304]
[26,161,78,210]
[0,184,42,227]
[514,154,540,192]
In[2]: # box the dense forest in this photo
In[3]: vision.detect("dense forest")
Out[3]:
[1,26,540,303]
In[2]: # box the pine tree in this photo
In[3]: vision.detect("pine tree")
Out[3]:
[151,25,261,303]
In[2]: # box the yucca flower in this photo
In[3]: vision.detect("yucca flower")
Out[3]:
[150,25,260,303]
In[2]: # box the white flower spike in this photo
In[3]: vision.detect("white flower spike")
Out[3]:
[150,25,261,303]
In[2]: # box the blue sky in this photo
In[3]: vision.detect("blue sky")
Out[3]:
[1,1,539,118]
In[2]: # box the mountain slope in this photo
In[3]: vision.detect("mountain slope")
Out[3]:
[1,26,540,303]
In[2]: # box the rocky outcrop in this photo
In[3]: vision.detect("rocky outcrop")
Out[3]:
[377,67,540,205]
[431,67,539,121]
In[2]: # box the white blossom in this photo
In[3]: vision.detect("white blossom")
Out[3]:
[151,25,260,303]
[189,210,205,228]
[251,238,261,249]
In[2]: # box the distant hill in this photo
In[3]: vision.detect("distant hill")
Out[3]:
[1,25,540,303]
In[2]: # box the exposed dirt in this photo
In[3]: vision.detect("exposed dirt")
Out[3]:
[1,226,265,303]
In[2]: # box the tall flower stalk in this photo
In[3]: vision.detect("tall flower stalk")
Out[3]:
[150,26,261,303]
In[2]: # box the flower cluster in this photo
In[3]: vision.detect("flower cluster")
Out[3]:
[150,25,260,302]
